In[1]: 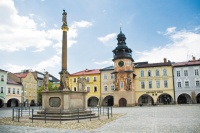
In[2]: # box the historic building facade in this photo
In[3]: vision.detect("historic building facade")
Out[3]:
[100,66,115,106]
[69,69,101,106]
[111,29,135,107]
[0,69,8,108]
[173,57,200,104]
[134,58,174,105]
[14,71,37,106]
[6,78,22,107]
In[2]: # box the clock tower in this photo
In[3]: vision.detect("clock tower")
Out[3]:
[112,28,135,106]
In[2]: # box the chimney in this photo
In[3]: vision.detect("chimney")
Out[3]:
[192,56,196,62]
[163,58,167,63]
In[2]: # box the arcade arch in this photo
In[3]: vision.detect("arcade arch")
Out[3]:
[196,93,200,103]
[177,93,192,104]
[7,98,19,107]
[138,94,154,105]
[102,95,114,106]
[157,93,173,104]
[88,96,99,107]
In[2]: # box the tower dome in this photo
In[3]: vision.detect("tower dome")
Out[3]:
[112,28,134,62]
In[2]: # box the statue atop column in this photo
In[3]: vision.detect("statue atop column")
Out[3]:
[62,9,67,25]
[43,72,49,91]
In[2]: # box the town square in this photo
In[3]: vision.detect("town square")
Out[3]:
[0,0,200,132]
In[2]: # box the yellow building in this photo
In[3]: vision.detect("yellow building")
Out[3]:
[69,69,101,106]
[15,72,37,106]
[134,58,174,105]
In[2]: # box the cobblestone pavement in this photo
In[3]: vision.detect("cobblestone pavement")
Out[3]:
[0,105,200,133]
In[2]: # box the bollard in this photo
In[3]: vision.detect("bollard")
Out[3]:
[32,109,34,123]
[60,109,61,124]
[12,108,14,121]
[107,107,109,119]
[45,109,46,124]
[77,108,79,123]
[110,106,112,117]
[18,108,20,122]
[90,108,91,121]
[98,106,100,120]
[29,106,30,116]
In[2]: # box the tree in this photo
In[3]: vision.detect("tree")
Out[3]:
[37,82,58,105]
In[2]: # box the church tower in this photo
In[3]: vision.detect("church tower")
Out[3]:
[112,28,135,106]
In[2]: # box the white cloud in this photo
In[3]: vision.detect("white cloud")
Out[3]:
[71,20,93,28]
[98,33,117,43]
[5,55,61,73]
[165,27,176,35]
[94,60,113,66]
[135,27,200,63]
[0,0,93,53]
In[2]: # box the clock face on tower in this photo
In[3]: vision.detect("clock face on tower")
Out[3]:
[118,61,124,67]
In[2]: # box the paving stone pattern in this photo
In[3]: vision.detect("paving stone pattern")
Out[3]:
[0,105,200,133]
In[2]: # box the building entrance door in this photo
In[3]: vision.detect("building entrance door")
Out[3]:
[119,98,127,107]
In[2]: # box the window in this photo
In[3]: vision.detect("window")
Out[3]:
[156,70,159,76]
[1,87,3,93]
[17,89,19,94]
[110,74,114,79]
[29,92,31,96]
[164,80,168,88]
[93,77,97,81]
[104,74,108,80]
[148,70,151,77]
[8,88,11,93]
[178,82,181,87]
[94,86,97,92]
[111,85,115,91]
[185,81,189,87]
[184,70,188,76]
[148,81,152,89]
[163,69,167,76]
[86,77,90,82]
[156,81,160,88]
[1,75,4,81]
[73,78,76,82]
[74,87,76,91]
[13,88,15,94]
[196,81,200,87]
[120,82,124,89]
[195,69,199,76]
[104,86,107,91]
[141,82,145,89]
[87,87,90,92]
[141,70,144,77]
[177,71,180,77]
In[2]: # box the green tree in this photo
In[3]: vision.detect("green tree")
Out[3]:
[37,82,58,105]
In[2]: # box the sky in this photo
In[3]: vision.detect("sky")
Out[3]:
[0,0,200,79]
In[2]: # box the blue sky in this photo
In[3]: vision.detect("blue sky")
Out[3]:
[0,0,200,78]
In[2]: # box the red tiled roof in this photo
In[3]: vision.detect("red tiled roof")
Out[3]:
[135,62,171,68]
[70,69,100,76]
[15,73,28,78]
[173,60,200,67]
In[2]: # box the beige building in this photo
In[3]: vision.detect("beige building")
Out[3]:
[134,59,174,105]
[6,78,22,107]
[15,71,37,106]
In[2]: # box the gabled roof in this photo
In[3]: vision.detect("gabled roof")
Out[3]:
[70,69,100,76]
[7,78,22,85]
[100,66,114,71]
[15,73,28,78]
[173,60,200,67]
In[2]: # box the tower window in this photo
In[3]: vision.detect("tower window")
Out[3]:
[120,82,124,89]
[94,86,97,92]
